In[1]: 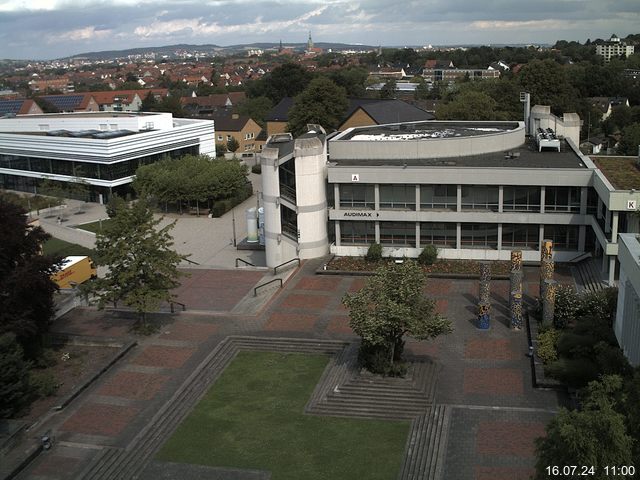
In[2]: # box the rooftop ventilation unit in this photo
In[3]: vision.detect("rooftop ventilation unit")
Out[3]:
[535,127,561,152]
[269,133,293,144]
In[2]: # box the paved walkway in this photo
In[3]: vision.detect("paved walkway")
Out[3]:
[12,261,564,480]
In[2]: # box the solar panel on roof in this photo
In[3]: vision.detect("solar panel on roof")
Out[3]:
[0,100,24,115]
[41,95,84,110]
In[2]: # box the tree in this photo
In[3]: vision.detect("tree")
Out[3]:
[88,200,187,327]
[226,136,240,153]
[342,261,453,375]
[518,59,578,114]
[286,77,348,136]
[0,199,60,356]
[535,376,634,479]
[617,123,640,156]
[140,91,159,111]
[436,90,500,120]
[237,95,273,128]
[247,63,313,103]
[379,79,397,99]
[0,333,32,418]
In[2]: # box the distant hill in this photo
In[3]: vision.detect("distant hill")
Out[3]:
[66,42,380,61]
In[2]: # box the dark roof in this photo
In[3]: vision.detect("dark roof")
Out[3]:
[0,99,28,115]
[210,113,252,131]
[345,98,435,125]
[266,97,434,125]
[330,138,585,169]
[40,94,86,110]
[265,97,294,122]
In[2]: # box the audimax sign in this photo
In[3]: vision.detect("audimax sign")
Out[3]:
[343,211,380,217]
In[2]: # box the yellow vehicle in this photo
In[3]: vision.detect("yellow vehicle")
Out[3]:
[51,256,97,289]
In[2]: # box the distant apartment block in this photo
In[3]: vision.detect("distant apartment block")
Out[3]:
[596,35,635,63]
[28,77,75,94]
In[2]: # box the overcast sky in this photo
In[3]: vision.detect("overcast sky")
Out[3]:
[0,0,638,60]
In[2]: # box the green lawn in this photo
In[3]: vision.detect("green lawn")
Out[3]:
[75,219,111,234]
[43,237,94,258]
[157,351,410,480]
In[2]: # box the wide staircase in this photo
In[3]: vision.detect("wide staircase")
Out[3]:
[572,256,607,293]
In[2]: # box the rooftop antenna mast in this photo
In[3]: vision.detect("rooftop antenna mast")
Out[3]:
[520,92,530,134]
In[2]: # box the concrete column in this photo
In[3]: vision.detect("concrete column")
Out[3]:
[578,225,586,252]
[334,184,340,208]
[374,184,380,210]
[609,257,616,286]
[498,186,504,213]
[457,184,462,212]
[456,222,462,249]
[580,187,588,215]
[540,186,546,213]
[612,212,619,243]
[375,221,380,244]
[416,222,420,248]
[335,221,341,247]
[497,223,503,250]
[415,184,421,212]
[539,225,545,252]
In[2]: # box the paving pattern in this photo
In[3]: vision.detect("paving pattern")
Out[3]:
[14,261,566,480]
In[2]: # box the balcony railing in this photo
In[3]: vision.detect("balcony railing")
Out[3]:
[280,184,297,203]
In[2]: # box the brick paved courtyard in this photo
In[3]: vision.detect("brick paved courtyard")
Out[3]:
[16,261,565,480]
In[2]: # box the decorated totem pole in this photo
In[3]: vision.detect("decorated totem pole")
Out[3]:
[477,262,491,330]
[509,250,523,329]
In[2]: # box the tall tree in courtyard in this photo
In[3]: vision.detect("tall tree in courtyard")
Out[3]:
[87,199,187,328]
[0,198,60,356]
[286,77,348,136]
[342,261,453,375]
[518,59,578,114]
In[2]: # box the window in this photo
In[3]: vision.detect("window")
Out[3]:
[340,184,375,209]
[340,221,375,245]
[587,188,598,215]
[279,159,296,202]
[217,135,223,141]
[545,187,580,213]
[420,185,456,210]
[380,222,415,246]
[244,132,254,140]
[503,186,540,212]
[461,185,499,211]
[544,225,579,250]
[281,206,298,240]
[420,222,456,247]
[226,135,232,141]
[502,224,538,249]
[461,223,499,249]
[379,184,416,210]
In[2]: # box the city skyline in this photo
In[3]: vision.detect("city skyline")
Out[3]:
[0,0,638,60]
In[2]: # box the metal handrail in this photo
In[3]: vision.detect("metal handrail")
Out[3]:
[169,301,186,313]
[254,278,283,296]
[273,257,300,275]
[235,258,255,267]
[183,258,201,265]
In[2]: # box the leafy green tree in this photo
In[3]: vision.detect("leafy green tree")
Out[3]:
[329,66,369,97]
[247,63,313,103]
[436,90,500,120]
[617,123,640,156]
[379,79,397,99]
[140,91,159,111]
[88,199,187,327]
[0,333,32,418]
[0,199,59,356]
[286,77,348,136]
[535,376,634,479]
[237,95,273,127]
[518,59,578,114]
[226,136,240,153]
[342,261,452,375]
[414,79,430,100]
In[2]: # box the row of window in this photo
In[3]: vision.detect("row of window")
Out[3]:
[338,184,592,213]
[339,221,579,250]
[0,147,198,181]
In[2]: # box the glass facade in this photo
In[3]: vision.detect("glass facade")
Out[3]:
[380,222,415,246]
[281,205,298,240]
[461,185,499,211]
[544,224,579,250]
[503,186,541,212]
[278,158,296,203]
[420,185,456,210]
[502,224,539,249]
[340,184,375,209]
[545,186,580,212]
[0,145,198,182]
[340,221,375,245]
[420,222,457,247]
[461,223,499,248]
[379,184,415,210]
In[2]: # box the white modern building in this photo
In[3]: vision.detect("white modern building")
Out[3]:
[596,35,635,63]
[259,107,640,284]
[0,112,215,202]
[615,234,640,366]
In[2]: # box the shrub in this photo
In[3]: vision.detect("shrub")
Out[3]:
[576,287,618,326]
[553,285,580,329]
[29,370,59,398]
[358,341,407,377]
[556,332,597,358]
[251,164,262,174]
[536,328,560,364]
[418,245,438,266]
[0,333,32,418]
[544,357,599,388]
[594,341,632,377]
[365,243,383,262]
